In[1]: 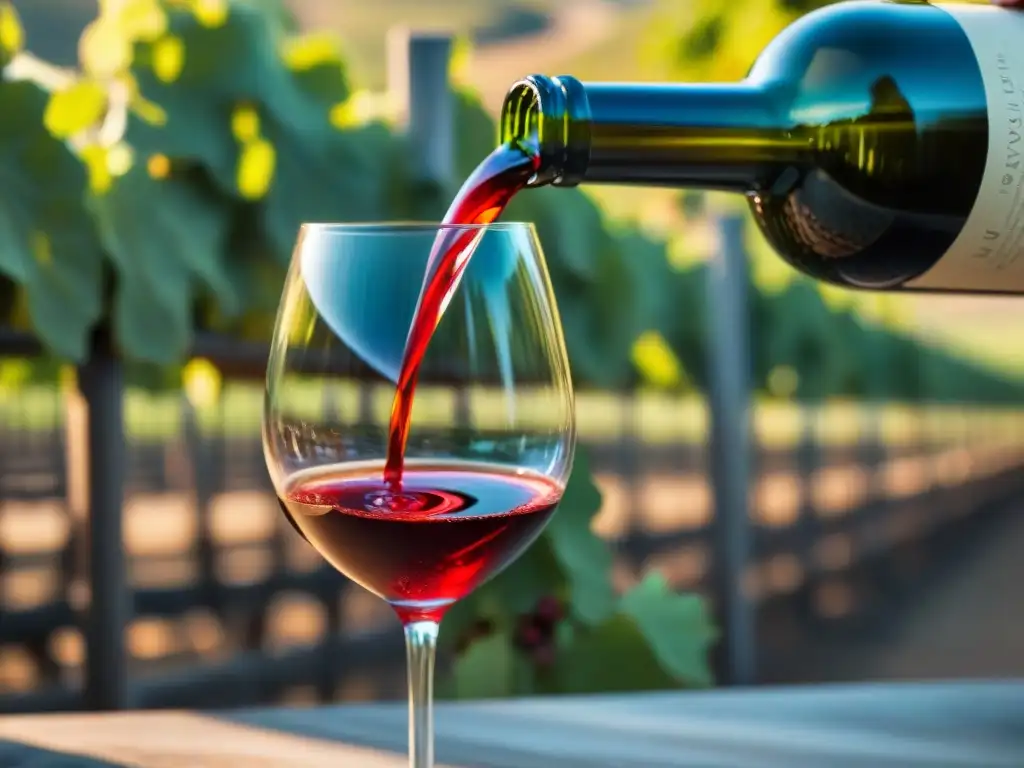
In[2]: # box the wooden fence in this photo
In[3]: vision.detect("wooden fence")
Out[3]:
[1,358,1024,712]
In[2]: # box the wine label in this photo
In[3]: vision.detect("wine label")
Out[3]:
[910,4,1024,291]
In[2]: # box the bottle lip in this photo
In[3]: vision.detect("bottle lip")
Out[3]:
[500,75,590,188]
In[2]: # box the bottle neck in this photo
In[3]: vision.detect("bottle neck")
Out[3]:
[500,76,807,193]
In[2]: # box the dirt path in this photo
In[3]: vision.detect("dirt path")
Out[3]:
[859,505,1024,680]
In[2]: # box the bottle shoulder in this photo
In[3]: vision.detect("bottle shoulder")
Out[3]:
[749,0,981,108]
[746,0,986,213]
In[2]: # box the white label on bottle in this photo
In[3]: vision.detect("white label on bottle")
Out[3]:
[909,4,1024,291]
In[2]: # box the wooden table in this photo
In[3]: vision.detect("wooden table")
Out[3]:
[0,681,1021,766]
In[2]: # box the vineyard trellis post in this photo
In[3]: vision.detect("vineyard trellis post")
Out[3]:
[67,329,130,710]
[388,30,472,430]
[388,28,455,190]
[706,212,756,686]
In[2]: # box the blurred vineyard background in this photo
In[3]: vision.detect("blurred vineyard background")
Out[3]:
[2,0,1024,712]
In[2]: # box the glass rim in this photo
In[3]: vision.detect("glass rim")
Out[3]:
[299,221,537,235]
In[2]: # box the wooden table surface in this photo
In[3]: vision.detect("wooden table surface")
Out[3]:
[0,681,1021,767]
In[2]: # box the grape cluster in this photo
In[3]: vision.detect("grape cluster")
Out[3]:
[514,596,564,669]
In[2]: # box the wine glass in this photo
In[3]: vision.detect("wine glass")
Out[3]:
[262,222,575,767]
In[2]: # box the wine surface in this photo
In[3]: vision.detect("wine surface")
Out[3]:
[383,143,538,485]
[280,463,561,622]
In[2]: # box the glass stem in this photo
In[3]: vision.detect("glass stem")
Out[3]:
[404,620,440,768]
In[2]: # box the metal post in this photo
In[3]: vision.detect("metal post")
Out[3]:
[182,393,217,611]
[387,29,454,188]
[795,404,822,625]
[70,333,129,709]
[388,29,468,425]
[706,212,756,686]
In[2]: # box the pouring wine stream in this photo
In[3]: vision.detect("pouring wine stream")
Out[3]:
[382,142,539,493]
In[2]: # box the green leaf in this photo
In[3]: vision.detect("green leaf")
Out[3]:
[381,135,447,221]
[44,80,108,139]
[514,202,662,389]
[124,99,237,192]
[545,448,615,625]
[146,5,280,96]
[760,279,848,401]
[0,80,103,360]
[616,227,679,338]
[618,572,716,687]
[564,239,647,388]
[122,4,374,264]
[88,163,233,364]
[131,4,348,152]
[122,5,291,192]
[196,215,286,339]
[280,31,350,103]
[0,1,22,68]
[451,630,514,700]
[234,0,299,34]
[555,613,683,694]
[660,261,712,390]
[529,188,608,282]
[259,119,393,259]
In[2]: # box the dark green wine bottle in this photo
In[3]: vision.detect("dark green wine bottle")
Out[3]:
[499,1,1024,294]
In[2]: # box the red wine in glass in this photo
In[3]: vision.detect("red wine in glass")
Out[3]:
[383,142,538,487]
[265,141,571,768]
[279,462,560,623]
[276,142,549,622]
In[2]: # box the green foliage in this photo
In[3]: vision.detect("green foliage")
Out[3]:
[2,0,678,383]
[1,0,1023,701]
[0,0,1020,405]
[89,163,234,362]
[441,449,716,698]
[652,258,1024,405]
[0,0,425,364]
[548,573,715,694]
[0,73,104,359]
[540,448,616,624]
[449,575,716,699]
[0,0,719,699]
[758,281,852,402]
[642,0,796,82]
